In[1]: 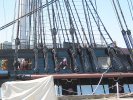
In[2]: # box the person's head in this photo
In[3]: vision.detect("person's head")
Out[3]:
[63,58,67,62]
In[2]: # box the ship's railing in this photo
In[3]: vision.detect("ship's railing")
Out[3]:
[14,73,133,96]
[55,84,133,96]
[53,73,133,96]
[0,42,107,50]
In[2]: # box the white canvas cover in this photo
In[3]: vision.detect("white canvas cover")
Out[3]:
[1,76,57,100]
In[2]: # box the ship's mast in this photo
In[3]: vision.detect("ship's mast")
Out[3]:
[19,0,30,49]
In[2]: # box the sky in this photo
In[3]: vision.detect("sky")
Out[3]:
[0,0,133,48]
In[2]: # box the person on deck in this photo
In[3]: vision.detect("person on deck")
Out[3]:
[59,58,68,69]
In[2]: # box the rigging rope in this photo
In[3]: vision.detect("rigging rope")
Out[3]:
[108,47,125,71]
[33,0,39,73]
[53,3,62,48]
[0,0,58,31]
[64,0,79,44]
[85,0,108,46]
[88,0,114,44]
[38,0,43,46]
[127,0,133,21]
[82,0,94,47]
[77,46,85,72]
[27,0,31,48]
[58,0,70,42]
[64,0,82,72]
[55,1,66,42]
[2,0,7,40]
[13,0,21,72]
[116,0,133,55]
[40,0,48,72]
[130,0,133,12]
[46,0,58,71]
[111,0,133,60]
[46,0,54,47]
[72,0,88,47]
[68,0,84,45]
[116,0,128,30]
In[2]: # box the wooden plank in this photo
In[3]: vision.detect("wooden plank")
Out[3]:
[22,72,133,79]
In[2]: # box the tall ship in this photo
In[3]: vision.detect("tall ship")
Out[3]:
[0,0,133,99]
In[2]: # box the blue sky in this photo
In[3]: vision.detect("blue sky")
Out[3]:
[0,0,16,42]
[0,0,133,48]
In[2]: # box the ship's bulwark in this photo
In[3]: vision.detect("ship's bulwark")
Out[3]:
[0,48,132,74]
[0,47,133,96]
[0,35,132,97]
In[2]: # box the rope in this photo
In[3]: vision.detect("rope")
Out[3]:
[72,0,88,47]
[46,0,54,47]
[59,76,122,96]
[88,0,114,44]
[55,3,62,48]
[111,0,133,58]
[56,77,133,96]
[2,0,6,26]
[64,0,80,44]
[85,0,108,46]
[0,0,58,31]
[33,0,38,72]
[58,0,70,42]
[127,0,133,21]
[69,0,84,45]
[84,0,96,46]
[130,0,133,11]
[116,0,133,54]
[91,67,110,95]
[52,2,61,48]
[82,0,92,46]
[2,0,7,40]
[55,1,66,42]
[28,0,32,48]
[116,0,128,30]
